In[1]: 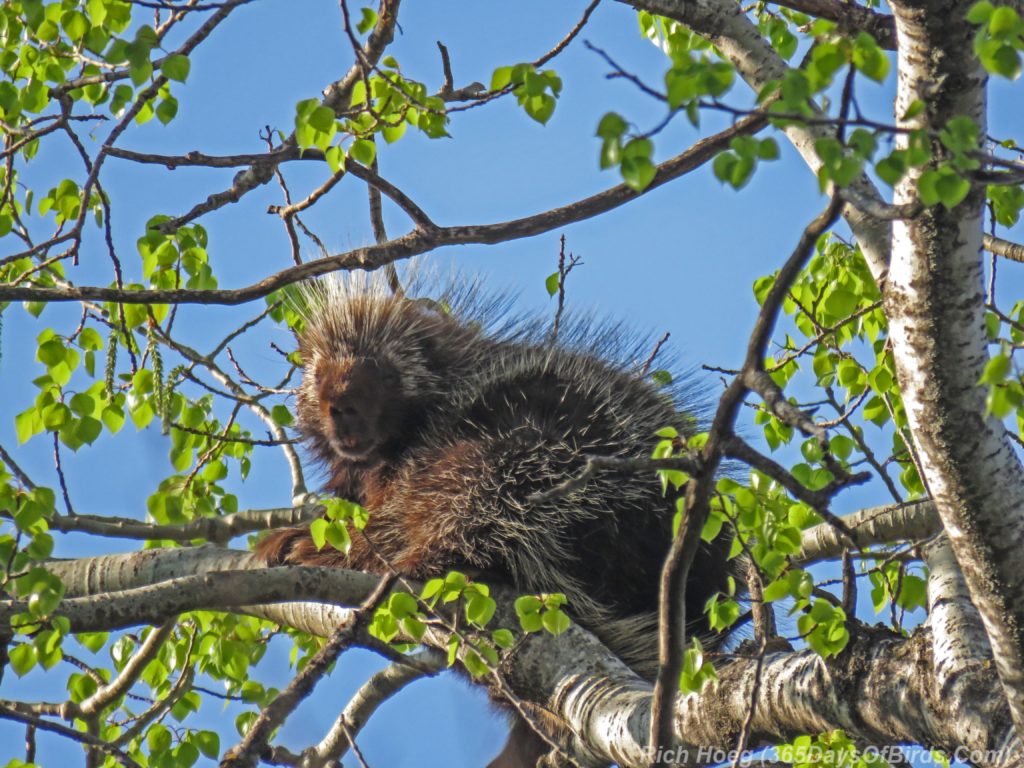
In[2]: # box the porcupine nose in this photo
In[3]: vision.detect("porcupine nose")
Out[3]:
[331,404,365,442]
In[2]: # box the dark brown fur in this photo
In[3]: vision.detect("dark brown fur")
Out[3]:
[256,276,730,767]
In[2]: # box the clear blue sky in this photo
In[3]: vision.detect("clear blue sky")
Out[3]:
[3,1,1024,765]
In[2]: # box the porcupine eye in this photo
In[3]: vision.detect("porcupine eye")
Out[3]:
[317,357,403,461]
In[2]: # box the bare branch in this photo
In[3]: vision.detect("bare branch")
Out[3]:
[0,705,141,767]
[649,195,843,762]
[301,649,445,767]
[0,113,766,306]
[24,504,317,544]
[984,234,1024,263]
[78,620,176,717]
[222,575,397,768]
[0,444,36,489]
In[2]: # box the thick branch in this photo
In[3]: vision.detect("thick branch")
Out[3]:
[926,537,993,690]
[2,566,379,633]
[629,0,892,280]
[886,0,1024,732]
[797,499,940,563]
[28,547,1024,767]
[30,505,319,544]
[767,0,896,48]
[984,234,1024,263]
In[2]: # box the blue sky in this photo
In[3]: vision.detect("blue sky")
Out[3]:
[2,0,1024,766]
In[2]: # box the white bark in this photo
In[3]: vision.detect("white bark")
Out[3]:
[926,537,992,689]
[887,0,1024,731]
[630,0,1024,735]
[798,499,940,563]
[20,547,1023,767]
[301,650,446,768]
[628,0,892,280]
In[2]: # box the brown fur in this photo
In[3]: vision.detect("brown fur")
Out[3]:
[256,275,730,767]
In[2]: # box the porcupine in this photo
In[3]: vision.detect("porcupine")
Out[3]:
[256,273,731,768]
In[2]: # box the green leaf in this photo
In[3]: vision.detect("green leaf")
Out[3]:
[101,405,125,434]
[356,7,378,34]
[129,60,153,86]
[15,409,42,443]
[651,370,673,387]
[492,628,515,648]
[9,644,37,676]
[763,577,791,602]
[160,54,190,82]
[37,338,67,367]
[271,405,294,426]
[897,574,928,611]
[620,139,656,191]
[989,5,1020,34]
[75,417,102,446]
[823,287,858,318]
[757,138,780,160]
[401,615,426,641]
[876,153,907,187]
[350,138,376,166]
[309,518,328,550]
[61,10,89,42]
[78,328,103,351]
[381,121,407,144]
[706,594,741,630]
[621,157,656,191]
[541,609,570,635]
[523,93,556,124]
[980,353,1011,384]
[324,521,351,553]
[76,632,109,653]
[829,434,856,460]
[863,396,889,425]
[130,398,155,430]
[852,33,890,82]
[325,145,346,173]
[307,105,336,133]
[155,96,178,125]
[490,66,513,90]
[918,167,971,209]
[544,272,559,297]
[596,112,627,139]
[977,39,1022,79]
[466,593,497,627]
[966,0,995,23]
[148,724,172,753]
[389,592,419,617]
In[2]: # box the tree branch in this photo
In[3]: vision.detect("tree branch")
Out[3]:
[650,195,844,762]
[27,546,1024,767]
[797,499,940,563]
[0,114,766,306]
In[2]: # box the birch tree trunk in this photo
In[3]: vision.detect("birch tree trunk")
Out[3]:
[886,0,1024,731]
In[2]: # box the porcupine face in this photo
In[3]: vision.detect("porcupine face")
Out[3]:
[307,355,405,462]
[293,281,451,466]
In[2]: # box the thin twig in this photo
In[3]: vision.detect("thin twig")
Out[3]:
[1,114,767,307]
